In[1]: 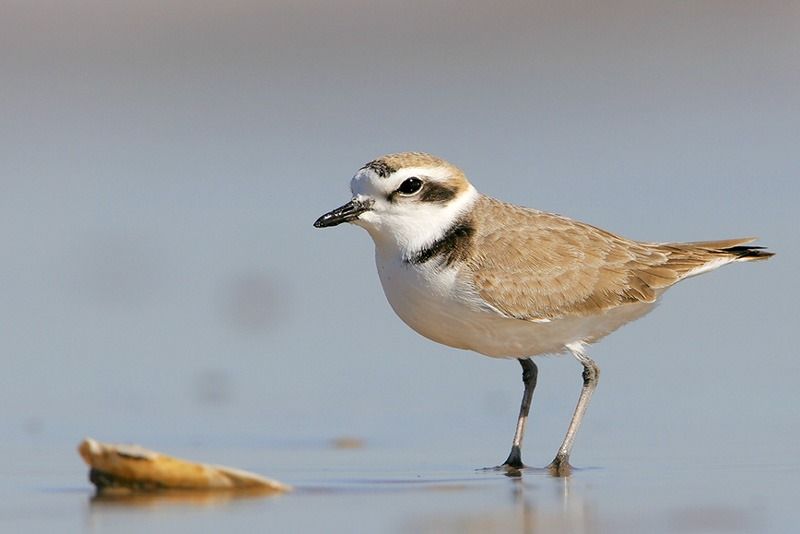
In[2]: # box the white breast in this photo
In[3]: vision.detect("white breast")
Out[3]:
[374,249,658,359]
[375,250,479,350]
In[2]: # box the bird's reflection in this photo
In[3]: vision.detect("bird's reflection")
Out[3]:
[414,467,598,533]
[508,470,596,534]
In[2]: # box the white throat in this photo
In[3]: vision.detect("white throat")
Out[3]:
[356,185,480,260]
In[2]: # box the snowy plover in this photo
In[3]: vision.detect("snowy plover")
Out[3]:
[313,152,773,475]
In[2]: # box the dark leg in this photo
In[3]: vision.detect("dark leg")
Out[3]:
[547,344,600,476]
[502,358,538,469]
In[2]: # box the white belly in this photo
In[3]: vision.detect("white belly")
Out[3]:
[375,252,656,358]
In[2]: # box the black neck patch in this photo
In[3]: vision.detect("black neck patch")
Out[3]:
[362,159,396,178]
[405,217,475,268]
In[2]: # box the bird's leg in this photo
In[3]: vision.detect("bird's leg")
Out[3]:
[502,358,538,469]
[548,344,600,476]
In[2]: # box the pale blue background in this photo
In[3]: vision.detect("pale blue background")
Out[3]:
[2,1,797,532]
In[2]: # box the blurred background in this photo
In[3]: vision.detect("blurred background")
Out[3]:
[1,1,798,529]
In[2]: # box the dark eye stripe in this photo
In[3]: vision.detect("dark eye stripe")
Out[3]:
[387,180,458,203]
[419,182,457,203]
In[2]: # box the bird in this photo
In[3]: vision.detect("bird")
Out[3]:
[313,152,773,475]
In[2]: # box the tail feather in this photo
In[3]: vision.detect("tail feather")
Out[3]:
[720,245,774,262]
[675,237,774,262]
[657,238,774,281]
[685,237,757,249]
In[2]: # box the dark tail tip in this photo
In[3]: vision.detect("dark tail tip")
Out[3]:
[723,245,775,261]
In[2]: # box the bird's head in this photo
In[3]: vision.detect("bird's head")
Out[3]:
[314,152,478,252]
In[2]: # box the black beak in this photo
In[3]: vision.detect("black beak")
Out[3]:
[313,198,373,228]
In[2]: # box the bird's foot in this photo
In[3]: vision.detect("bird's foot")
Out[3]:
[477,464,525,478]
[478,445,526,474]
[501,445,525,469]
[546,455,573,477]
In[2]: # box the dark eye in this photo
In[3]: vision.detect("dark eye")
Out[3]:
[397,177,423,195]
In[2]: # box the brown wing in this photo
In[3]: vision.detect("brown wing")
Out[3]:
[466,197,728,321]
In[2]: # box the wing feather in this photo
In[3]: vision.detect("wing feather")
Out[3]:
[464,197,719,321]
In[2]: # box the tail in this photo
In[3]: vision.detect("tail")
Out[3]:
[656,237,774,281]
[685,237,775,262]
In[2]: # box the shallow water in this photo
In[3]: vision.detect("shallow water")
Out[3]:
[3,436,798,533]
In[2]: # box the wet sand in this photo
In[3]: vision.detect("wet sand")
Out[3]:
[3,439,796,533]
